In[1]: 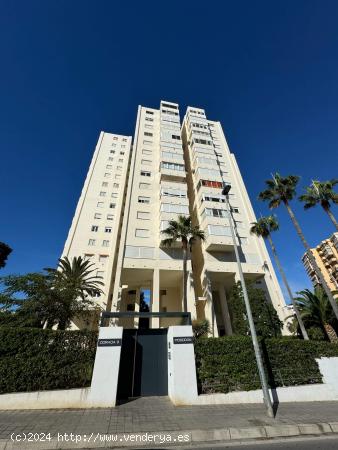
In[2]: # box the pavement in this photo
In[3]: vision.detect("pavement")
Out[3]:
[1,397,338,449]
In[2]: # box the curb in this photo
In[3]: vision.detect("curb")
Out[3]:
[1,422,338,449]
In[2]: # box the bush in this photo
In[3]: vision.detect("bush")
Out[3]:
[0,328,97,394]
[195,336,338,394]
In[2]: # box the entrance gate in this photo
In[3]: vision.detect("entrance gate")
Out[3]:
[117,329,168,399]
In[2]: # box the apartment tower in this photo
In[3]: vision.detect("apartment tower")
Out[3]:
[62,101,288,334]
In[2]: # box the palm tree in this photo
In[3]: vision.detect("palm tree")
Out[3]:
[46,256,104,328]
[0,242,12,269]
[250,215,309,340]
[294,287,338,343]
[299,179,338,230]
[161,216,205,312]
[258,173,338,320]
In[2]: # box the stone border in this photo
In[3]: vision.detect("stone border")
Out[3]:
[1,422,337,449]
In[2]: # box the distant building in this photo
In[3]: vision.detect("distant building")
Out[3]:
[62,101,289,333]
[302,232,338,295]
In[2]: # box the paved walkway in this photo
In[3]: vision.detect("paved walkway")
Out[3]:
[1,397,338,439]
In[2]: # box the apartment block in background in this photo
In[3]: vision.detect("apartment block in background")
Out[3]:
[62,132,132,327]
[302,232,338,295]
[62,101,288,334]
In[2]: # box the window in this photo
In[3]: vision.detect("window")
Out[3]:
[202,193,225,203]
[121,145,126,149]
[113,183,119,188]
[107,214,114,220]
[141,159,152,166]
[161,161,185,172]
[99,255,108,263]
[84,254,94,260]
[160,203,189,214]
[231,207,240,213]
[120,151,125,155]
[146,110,154,115]
[141,170,151,177]
[106,164,112,169]
[139,183,150,189]
[193,138,213,146]
[94,213,102,219]
[135,229,150,238]
[142,149,152,155]
[104,173,111,178]
[207,225,231,236]
[110,150,115,154]
[99,191,106,197]
[96,271,104,277]
[197,180,223,189]
[161,188,187,198]
[144,132,153,137]
[115,174,121,179]
[116,166,122,171]
[204,208,228,218]
[88,239,96,246]
[138,196,150,204]
[113,136,118,140]
[97,202,104,208]
[145,117,153,122]
[161,151,184,161]
[118,158,123,162]
[137,211,150,220]
[145,124,153,129]
[105,227,112,233]
[108,157,114,161]
[102,240,110,247]
[122,138,127,142]
[109,203,116,208]
[91,225,99,232]
[143,140,152,145]
[111,192,118,198]
[172,134,180,140]
[102,182,108,187]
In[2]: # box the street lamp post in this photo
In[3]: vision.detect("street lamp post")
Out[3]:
[222,184,274,418]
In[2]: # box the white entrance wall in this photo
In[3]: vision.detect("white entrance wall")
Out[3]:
[167,325,198,405]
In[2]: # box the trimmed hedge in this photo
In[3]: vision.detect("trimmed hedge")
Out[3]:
[0,328,97,394]
[195,336,338,394]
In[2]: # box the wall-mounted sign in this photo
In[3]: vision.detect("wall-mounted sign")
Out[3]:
[98,338,122,347]
[173,336,194,344]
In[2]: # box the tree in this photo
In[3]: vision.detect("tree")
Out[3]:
[258,172,338,321]
[299,179,338,230]
[161,216,205,312]
[45,256,104,329]
[250,215,309,340]
[0,242,12,269]
[293,287,338,343]
[227,281,282,338]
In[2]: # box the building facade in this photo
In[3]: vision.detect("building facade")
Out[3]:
[62,101,289,334]
[302,232,338,296]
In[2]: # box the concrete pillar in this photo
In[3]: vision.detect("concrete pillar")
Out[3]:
[218,284,233,335]
[151,268,160,328]
[89,326,123,407]
[167,326,198,405]
[187,267,197,321]
[204,271,219,337]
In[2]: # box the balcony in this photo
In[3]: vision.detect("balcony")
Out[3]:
[160,161,186,182]
[204,234,236,251]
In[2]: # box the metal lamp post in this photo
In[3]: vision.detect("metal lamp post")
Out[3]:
[222,184,274,418]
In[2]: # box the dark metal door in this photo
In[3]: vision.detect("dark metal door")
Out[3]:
[117,328,168,399]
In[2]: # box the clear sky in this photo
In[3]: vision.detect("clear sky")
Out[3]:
[1,0,338,298]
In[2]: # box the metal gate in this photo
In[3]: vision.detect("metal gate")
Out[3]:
[117,328,168,399]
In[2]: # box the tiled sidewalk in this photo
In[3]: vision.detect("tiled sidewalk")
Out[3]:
[1,397,338,439]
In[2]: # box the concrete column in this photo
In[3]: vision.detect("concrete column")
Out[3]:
[89,326,123,407]
[218,284,233,335]
[204,272,219,337]
[151,268,160,328]
[187,267,197,321]
[167,326,198,405]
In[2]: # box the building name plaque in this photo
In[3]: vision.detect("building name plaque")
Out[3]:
[173,336,194,344]
[98,338,122,347]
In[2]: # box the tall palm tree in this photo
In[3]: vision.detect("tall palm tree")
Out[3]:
[299,179,338,230]
[294,287,338,343]
[250,215,309,340]
[258,173,338,320]
[161,216,205,312]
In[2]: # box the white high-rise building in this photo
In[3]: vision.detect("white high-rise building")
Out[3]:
[62,101,289,334]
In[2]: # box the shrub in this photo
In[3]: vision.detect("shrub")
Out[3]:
[192,319,210,338]
[0,328,97,394]
[195,336,338,394]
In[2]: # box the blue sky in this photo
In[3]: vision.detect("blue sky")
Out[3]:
[1,0,338,298]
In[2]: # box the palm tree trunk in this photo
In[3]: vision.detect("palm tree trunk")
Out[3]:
[182,242,188,313]
[323,206,338,231]
[284,201,338,321]
[324,323,338,343]
[267,235,309,340]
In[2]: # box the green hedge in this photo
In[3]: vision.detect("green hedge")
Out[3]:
[195,336,338,394]
[0,328,98,394]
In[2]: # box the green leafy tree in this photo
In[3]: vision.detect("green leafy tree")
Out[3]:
[161,216,205,312]
[192,319,210,339]
[299,179,338,230]
[0,242,12,269]
[227,281,282,338]
[258,172,338,320]
[250,215,308,340]
[293,287,338,343]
